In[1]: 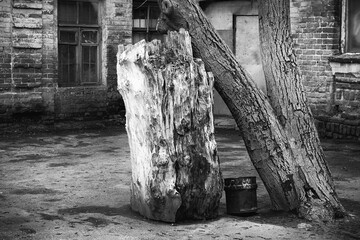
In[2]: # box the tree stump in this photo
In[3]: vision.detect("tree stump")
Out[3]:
[117,30,223,222]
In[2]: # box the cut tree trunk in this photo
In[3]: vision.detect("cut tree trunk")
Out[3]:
[117,31,223,222]
[156,0,346,221]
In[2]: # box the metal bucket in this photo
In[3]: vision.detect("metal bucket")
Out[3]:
[224,176,257,215]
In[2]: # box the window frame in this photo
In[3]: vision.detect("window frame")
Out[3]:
[341,0,346,53]
[132,0,162,43]
[58,0,101,87]
[341,0,360,53]
[80,28,100,85]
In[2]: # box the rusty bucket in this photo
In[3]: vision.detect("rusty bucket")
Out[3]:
[224,176,257,215]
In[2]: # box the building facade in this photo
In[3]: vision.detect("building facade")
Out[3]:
[0,0,132,125]
[202,0,360,139]
[0,0,359,138]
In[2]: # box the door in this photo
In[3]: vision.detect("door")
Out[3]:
[235,15,266,93]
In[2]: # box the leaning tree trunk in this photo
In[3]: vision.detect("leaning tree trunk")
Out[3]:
[258,0,343,220]
[156,0,345,221]
[117,31,223,222]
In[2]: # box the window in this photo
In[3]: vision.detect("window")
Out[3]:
[343,0,360,53]
[58,0,101,87]
[133,0,163,43]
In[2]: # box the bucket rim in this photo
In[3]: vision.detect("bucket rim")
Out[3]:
[224,176,256,180]
[224,176,257,189]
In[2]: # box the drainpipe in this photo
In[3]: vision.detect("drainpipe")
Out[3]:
[10,0,14,92]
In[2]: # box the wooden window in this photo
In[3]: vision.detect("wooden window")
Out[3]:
[58,0,101,87]
[133,0,164,43]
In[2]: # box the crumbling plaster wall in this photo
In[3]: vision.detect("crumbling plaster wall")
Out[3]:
[0,0,56,123]
[0,0,132,124]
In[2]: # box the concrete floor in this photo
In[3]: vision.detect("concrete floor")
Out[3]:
[0,126,359,239]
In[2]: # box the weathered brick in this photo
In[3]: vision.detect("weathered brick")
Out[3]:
[14,82,42,89]
[13,17,42,28]
[0,83,11,91]
[0,63,10,68]
[13,0,43,10]
[343,91,350,100]
[351,126,356,136]
[349,91,356,101]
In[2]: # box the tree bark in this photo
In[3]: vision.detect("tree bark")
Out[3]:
[156,0,346,221]
[117,31,223,222]
[258,0,343,220]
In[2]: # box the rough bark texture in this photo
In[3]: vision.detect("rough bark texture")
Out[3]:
[117,31,223,222]
[258,0,344,220]
[156,0,346,221]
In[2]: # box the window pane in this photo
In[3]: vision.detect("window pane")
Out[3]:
[82,46,98,83]
[133,18,146,28]
[81,31,98,44]
[59,2,77,24]
[148,32,164,42]
[348,0,360,52]
[59,30,77,44]
[132,32,147,44]
[149,19,157,29]
[133,7,147,20]
[79,2,98,25]
[149,5,160,23]
[59,45,77,85]
[132,3,160,43]
[133,7,147,29]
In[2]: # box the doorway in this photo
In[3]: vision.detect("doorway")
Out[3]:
[234,15,266,93]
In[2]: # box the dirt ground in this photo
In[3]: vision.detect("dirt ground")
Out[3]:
[0,126,359,240]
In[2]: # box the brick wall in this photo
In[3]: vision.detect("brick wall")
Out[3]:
[0,0,12,118]
[0,0,12,95]
[290,0,360,140]
[290,0,341,115]
[12,0,45,91]
[54,87,108,121]
[0,0,54,124]
[316,116,360,139]
[103,0,132,115]
[0,0,132,125]
[333,73,360,118]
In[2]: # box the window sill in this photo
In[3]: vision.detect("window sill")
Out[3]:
[57,85,106,90]
[328,53,360,63]
[329,54,360,74]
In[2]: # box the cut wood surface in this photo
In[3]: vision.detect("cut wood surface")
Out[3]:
[117,30,223,222]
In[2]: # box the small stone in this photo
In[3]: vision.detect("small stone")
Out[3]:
[297,223,312,230]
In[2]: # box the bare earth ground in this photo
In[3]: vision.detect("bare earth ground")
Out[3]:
[0,126,359,240]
